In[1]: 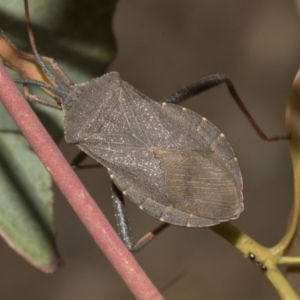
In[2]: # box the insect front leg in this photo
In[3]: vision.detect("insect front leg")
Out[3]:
[164,74,288,141]
[46,58,73,87]
[71,151,104,170]
[71,151,89,168]
[112,183,169,252]
[15,78,63,109]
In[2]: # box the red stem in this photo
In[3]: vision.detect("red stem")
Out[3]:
[0,63,164,300]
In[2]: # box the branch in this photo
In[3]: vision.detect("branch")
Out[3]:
[0,62,163,300]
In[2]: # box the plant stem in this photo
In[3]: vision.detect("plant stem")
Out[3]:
[278,257,300,265]
[212,223,299,300]
[0,63,164,300]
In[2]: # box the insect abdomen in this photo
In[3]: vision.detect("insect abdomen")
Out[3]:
[75,74,244,227]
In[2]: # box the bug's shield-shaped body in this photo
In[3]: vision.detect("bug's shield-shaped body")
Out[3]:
[62,72,244,227]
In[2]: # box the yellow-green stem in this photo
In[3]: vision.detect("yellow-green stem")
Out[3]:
[212,223,299,299]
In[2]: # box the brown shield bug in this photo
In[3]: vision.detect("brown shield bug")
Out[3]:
[12,0,287,251]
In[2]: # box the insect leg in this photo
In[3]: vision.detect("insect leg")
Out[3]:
[70,151,104,170]
[19,91,61,109]
[15,78,69,109]
[112,182,134,250]
[14,79,62,109]
[164,74,288,141]
[112,183,169,252]
[22,94,62,110]
[45,58,74,87]
[71,152,88,167]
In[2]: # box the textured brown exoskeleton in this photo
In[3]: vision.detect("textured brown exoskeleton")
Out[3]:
[67,71,244,225]
[12,0,287,251]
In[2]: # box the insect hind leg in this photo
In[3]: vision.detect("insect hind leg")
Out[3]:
[164,74,288,141]
[112,182,169,252]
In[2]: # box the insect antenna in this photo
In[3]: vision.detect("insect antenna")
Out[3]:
[23,0,57,84]
[15,0,73,105]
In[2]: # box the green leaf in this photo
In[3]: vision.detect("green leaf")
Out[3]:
[0,104,60,272]
[0,0,117,271]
